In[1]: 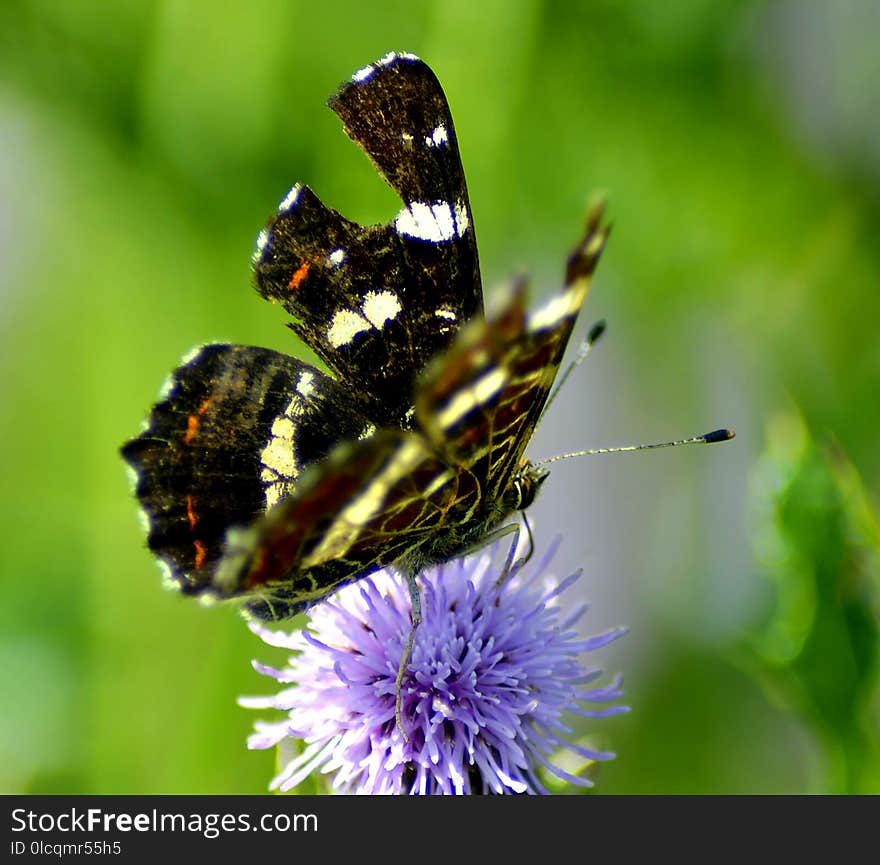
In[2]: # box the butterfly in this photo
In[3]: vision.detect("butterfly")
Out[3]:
[121,51,607,638]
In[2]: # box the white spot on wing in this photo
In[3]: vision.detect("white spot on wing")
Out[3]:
[158,371,177,401]
[327,248,346,267]
[425,125,448,148]
[352,52,421,82]
[437,367,509,430]
[395,201,469,242]
[328,309,370,348]
[435,307,457,321]
[381,50,420,66]
[166,344,208,396]
[326,291,404,348]
[179,345,206,366]
[528,288,581,333]
[277,184,301,212]
[270,416,295,439]
[352,62,376,82]
[124,462,140,490]
[362,290,401,329]
[424,470,455,498]
[261,442,296,477]
[296,371,315,398]
[252,229,269,264]
[136,504,150,534]
[157,559,175,587]
[259,396,302,507]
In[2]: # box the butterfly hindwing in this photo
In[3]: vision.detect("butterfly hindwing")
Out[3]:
[252,53,481,429]
[121,344,371,594]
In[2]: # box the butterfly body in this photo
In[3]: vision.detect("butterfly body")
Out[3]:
[122,52,607,622]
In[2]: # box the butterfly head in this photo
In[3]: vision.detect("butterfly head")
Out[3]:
[506,461,550,513]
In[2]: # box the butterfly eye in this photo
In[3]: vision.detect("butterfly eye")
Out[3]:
[509,472,539,512]
[517,479,532,510]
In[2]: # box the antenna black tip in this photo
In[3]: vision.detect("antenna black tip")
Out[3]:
[588,319,607,345]
[702,428,735,444]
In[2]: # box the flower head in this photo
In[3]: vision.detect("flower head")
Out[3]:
[240,538,627,794]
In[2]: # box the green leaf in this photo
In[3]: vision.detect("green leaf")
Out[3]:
[748,408,880,793]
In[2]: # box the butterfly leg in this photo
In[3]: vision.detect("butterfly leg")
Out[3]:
[465,510,538,588]
[455,521,521,562]
[395,570,422,741]
[443,520,530,587]
[496,510,536,586]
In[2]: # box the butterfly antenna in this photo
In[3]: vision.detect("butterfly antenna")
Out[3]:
[540,319,606,423]
[536,428,735,467]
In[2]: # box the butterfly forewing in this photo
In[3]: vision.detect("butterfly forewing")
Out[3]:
[330,52,480,280]
[415,212,610,501]
[253,53,482,429]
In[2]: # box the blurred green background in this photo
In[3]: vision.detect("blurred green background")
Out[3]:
[2,0,878,794]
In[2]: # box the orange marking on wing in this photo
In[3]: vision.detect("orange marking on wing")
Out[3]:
[193,539,207,570]
[186,494,198,531]
[288,261,311,291]
[183,398,213,445]
[183,414,200,445]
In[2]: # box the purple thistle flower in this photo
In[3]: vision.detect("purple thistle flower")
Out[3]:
[239,538,628,794]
